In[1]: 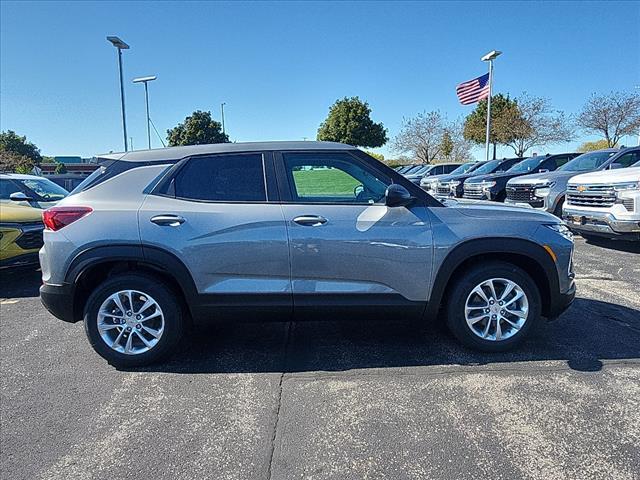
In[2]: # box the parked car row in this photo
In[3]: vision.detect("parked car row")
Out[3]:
[417,147,639,241]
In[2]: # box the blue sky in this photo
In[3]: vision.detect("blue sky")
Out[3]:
[1,1,639,159]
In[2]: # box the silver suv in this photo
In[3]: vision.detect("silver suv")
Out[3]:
[39,142,576,367]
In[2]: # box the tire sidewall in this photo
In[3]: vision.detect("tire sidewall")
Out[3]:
[84,273,182,368]
[446,262,541,352]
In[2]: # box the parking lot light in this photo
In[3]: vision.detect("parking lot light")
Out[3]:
[133,75,158,149]
[107,36,130,152]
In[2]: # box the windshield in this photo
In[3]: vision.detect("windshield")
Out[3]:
[411,165,431,175]
[507,157,543,173]
[19,177,68,201]
[560,151,616,172]
[403,165,422,174]
[469,159,502,175]
[450,162,480,175]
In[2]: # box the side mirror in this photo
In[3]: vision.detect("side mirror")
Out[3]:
[609,163,622,170]
[539,168,549,173]
[9,192,33,202]
[385,184,414,208]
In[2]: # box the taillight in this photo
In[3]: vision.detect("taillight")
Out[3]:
[42,206,93,231]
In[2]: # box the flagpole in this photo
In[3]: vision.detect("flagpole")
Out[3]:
[481,50,502,162]
[484,60,493,162]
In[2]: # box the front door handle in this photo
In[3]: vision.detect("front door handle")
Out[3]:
[150,215,185,227]
[293,215,328,227]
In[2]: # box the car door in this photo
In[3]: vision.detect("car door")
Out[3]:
[138,152,292,319]
[276,150,433,320]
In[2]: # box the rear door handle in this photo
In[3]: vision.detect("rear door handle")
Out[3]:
[150,215,185,227]
[293,215,328,227]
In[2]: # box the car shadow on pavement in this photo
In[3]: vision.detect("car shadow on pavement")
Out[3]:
[0,268,41,299]
[580,236,640,253]
[140,297,640,375]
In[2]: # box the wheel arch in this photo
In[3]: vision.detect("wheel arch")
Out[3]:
[426,237,559,320]
[66,244,198,322]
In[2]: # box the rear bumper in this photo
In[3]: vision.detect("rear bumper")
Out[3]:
[40,282,78,323]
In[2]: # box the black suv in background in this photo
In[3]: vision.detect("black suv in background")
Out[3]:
[435,157,522,198]
[463,153,580,202]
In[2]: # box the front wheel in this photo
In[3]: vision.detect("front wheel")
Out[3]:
[84,273,184,367]
[446,262,541,352]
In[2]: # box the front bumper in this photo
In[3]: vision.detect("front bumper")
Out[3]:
[548,280,576,320]
[40,282,78,323]
[563,208,640,239]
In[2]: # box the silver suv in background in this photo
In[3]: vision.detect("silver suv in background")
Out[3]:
[39,142,576,367]
[505,148,639,216]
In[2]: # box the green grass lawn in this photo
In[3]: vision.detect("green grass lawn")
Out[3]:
[292,168,360,197]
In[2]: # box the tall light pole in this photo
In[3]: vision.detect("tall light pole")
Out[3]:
[481,50,502,162]
[107,36,130,152]
[220,102,226,136]
[133,76,157,149]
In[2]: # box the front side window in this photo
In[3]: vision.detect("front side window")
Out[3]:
[611,151,640,168]
[283,153,390,204]
[174,153,266,202]
[0,179,21,199]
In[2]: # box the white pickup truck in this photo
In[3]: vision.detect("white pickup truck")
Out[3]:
[563,163,640,241]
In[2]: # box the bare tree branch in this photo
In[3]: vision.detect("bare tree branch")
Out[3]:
[577,91,640,147]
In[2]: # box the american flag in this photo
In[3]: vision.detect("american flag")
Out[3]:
[456,72,490,105]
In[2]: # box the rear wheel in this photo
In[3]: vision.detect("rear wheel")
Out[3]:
[84,273,184,367]
[445,262,541,352]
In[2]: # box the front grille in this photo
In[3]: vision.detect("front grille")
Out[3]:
[15,223,44,250]
[506,184,536,202]
[436,184,450,195]
[463,183,485,199]
[566,184,616,208]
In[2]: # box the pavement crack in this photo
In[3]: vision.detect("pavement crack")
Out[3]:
[266,321,294,480]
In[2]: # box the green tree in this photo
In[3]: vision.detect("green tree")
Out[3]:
[0,130,42,164]
[54,162,68,174]
[0,150,34,173]
[577,139,611,152]
[166,110,230,146]
[463,94,518,159]
[364,151,384,162]
[317,97,387,148]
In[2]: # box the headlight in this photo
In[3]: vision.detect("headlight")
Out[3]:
[534,182,555,197]
[612,181,640,191]
[481,181,496,190]
[546,223,574,242]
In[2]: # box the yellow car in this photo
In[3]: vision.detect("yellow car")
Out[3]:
[0,202,44,269]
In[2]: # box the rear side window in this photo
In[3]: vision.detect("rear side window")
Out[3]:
[173,154,266,202]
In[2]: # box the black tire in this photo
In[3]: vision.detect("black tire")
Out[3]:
[445,261,541,352]
[552,197,564,218]
[84,273,184,368]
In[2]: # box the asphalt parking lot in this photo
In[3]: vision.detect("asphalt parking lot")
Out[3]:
[1,237,639,480]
